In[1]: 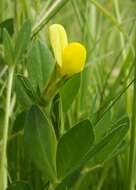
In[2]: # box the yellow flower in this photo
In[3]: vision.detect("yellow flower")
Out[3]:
[49,24,87,76]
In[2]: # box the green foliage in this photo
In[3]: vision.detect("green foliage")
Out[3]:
[86,116,129,166]
[3,29,14,65]
[24,105,57,181]
[60,74,81,112]
[56,120,94,179]
[15,75,39,109]
[27,40,55,92]
[7,182,32,190]
[15,20,31,64]
[0,18,14,43]
[12,111,26,133]
[0,0,135,190]
[1,19,31,66]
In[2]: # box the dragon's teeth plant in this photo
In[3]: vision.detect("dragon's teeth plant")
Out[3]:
[49,24,87,75]
[0,0,134,189]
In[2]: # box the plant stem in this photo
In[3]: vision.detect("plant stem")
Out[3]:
[127,56,136,190]
[0,0,4,22]
[114,1,131,188]
[96,165,109,190]
[14,0,20,33]
[90,2,96,39]
[32,0,70,38]
[48,183,58,190]
[0,66,15,190]
[21,0,31,19]
[114,0,131,114]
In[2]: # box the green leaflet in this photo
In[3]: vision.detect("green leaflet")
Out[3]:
[3,29,14,65]
[7,182,32,190]
[60,74,81,112]
[56,119,95,179]
[27,40,55,92]
[24,105,57,181]
[15,20,31,64]
[0,18,14,43]
[86,118,129,166]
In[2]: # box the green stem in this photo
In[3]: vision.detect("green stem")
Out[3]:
[72,172,87,190]
[90,2,96,39]
[114,0,131,114]
[127,56,136,190]
[21,0,31,19]
[14,0,20,33]
[33,0,41,12]
[32,0,70,38]
[0,0,4,22]
[114,0,125,57]
[114,1,131,188]
[0,66,15,190]
[48,183,58,190]
[96,165,109,190]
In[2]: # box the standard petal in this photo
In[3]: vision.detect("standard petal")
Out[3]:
[49,24,68,67]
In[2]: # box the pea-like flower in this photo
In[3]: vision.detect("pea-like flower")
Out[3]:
[49,24,87,76]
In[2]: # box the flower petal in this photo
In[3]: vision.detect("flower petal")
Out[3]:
[61,42,87,75]
[49,24,68,66]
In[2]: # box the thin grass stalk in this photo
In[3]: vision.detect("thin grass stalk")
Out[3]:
[127,52,136,190]
[88,0,134,53]
[21,0,31,19]
[14,0,20,32]
[96,165,109,190]
[0,66,15,190]
[32,0,70,38]
[33,0,41,12]
[90,3,96,39]
[114,0,131,114]
[0,0,4,22]
[48,182,58,190]
[95,78,135,125]
[113,1,131,189]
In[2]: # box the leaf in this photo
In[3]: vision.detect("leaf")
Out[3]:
[15,75,39,109]
[95,111,112,143]
[12,111,26,133]
[3,29,14,65]
[0,18,14,43]
[56,119,94,179]
[7,182,32,190]
[60,74,81,112]
[27,40,55,92]
[70,170,92,190]
[42,182,49,190]
[85,118,129,165]
[15,20,31,64]
[0,53,4,64]
[55,170,80,190]
[24,105,57,181]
